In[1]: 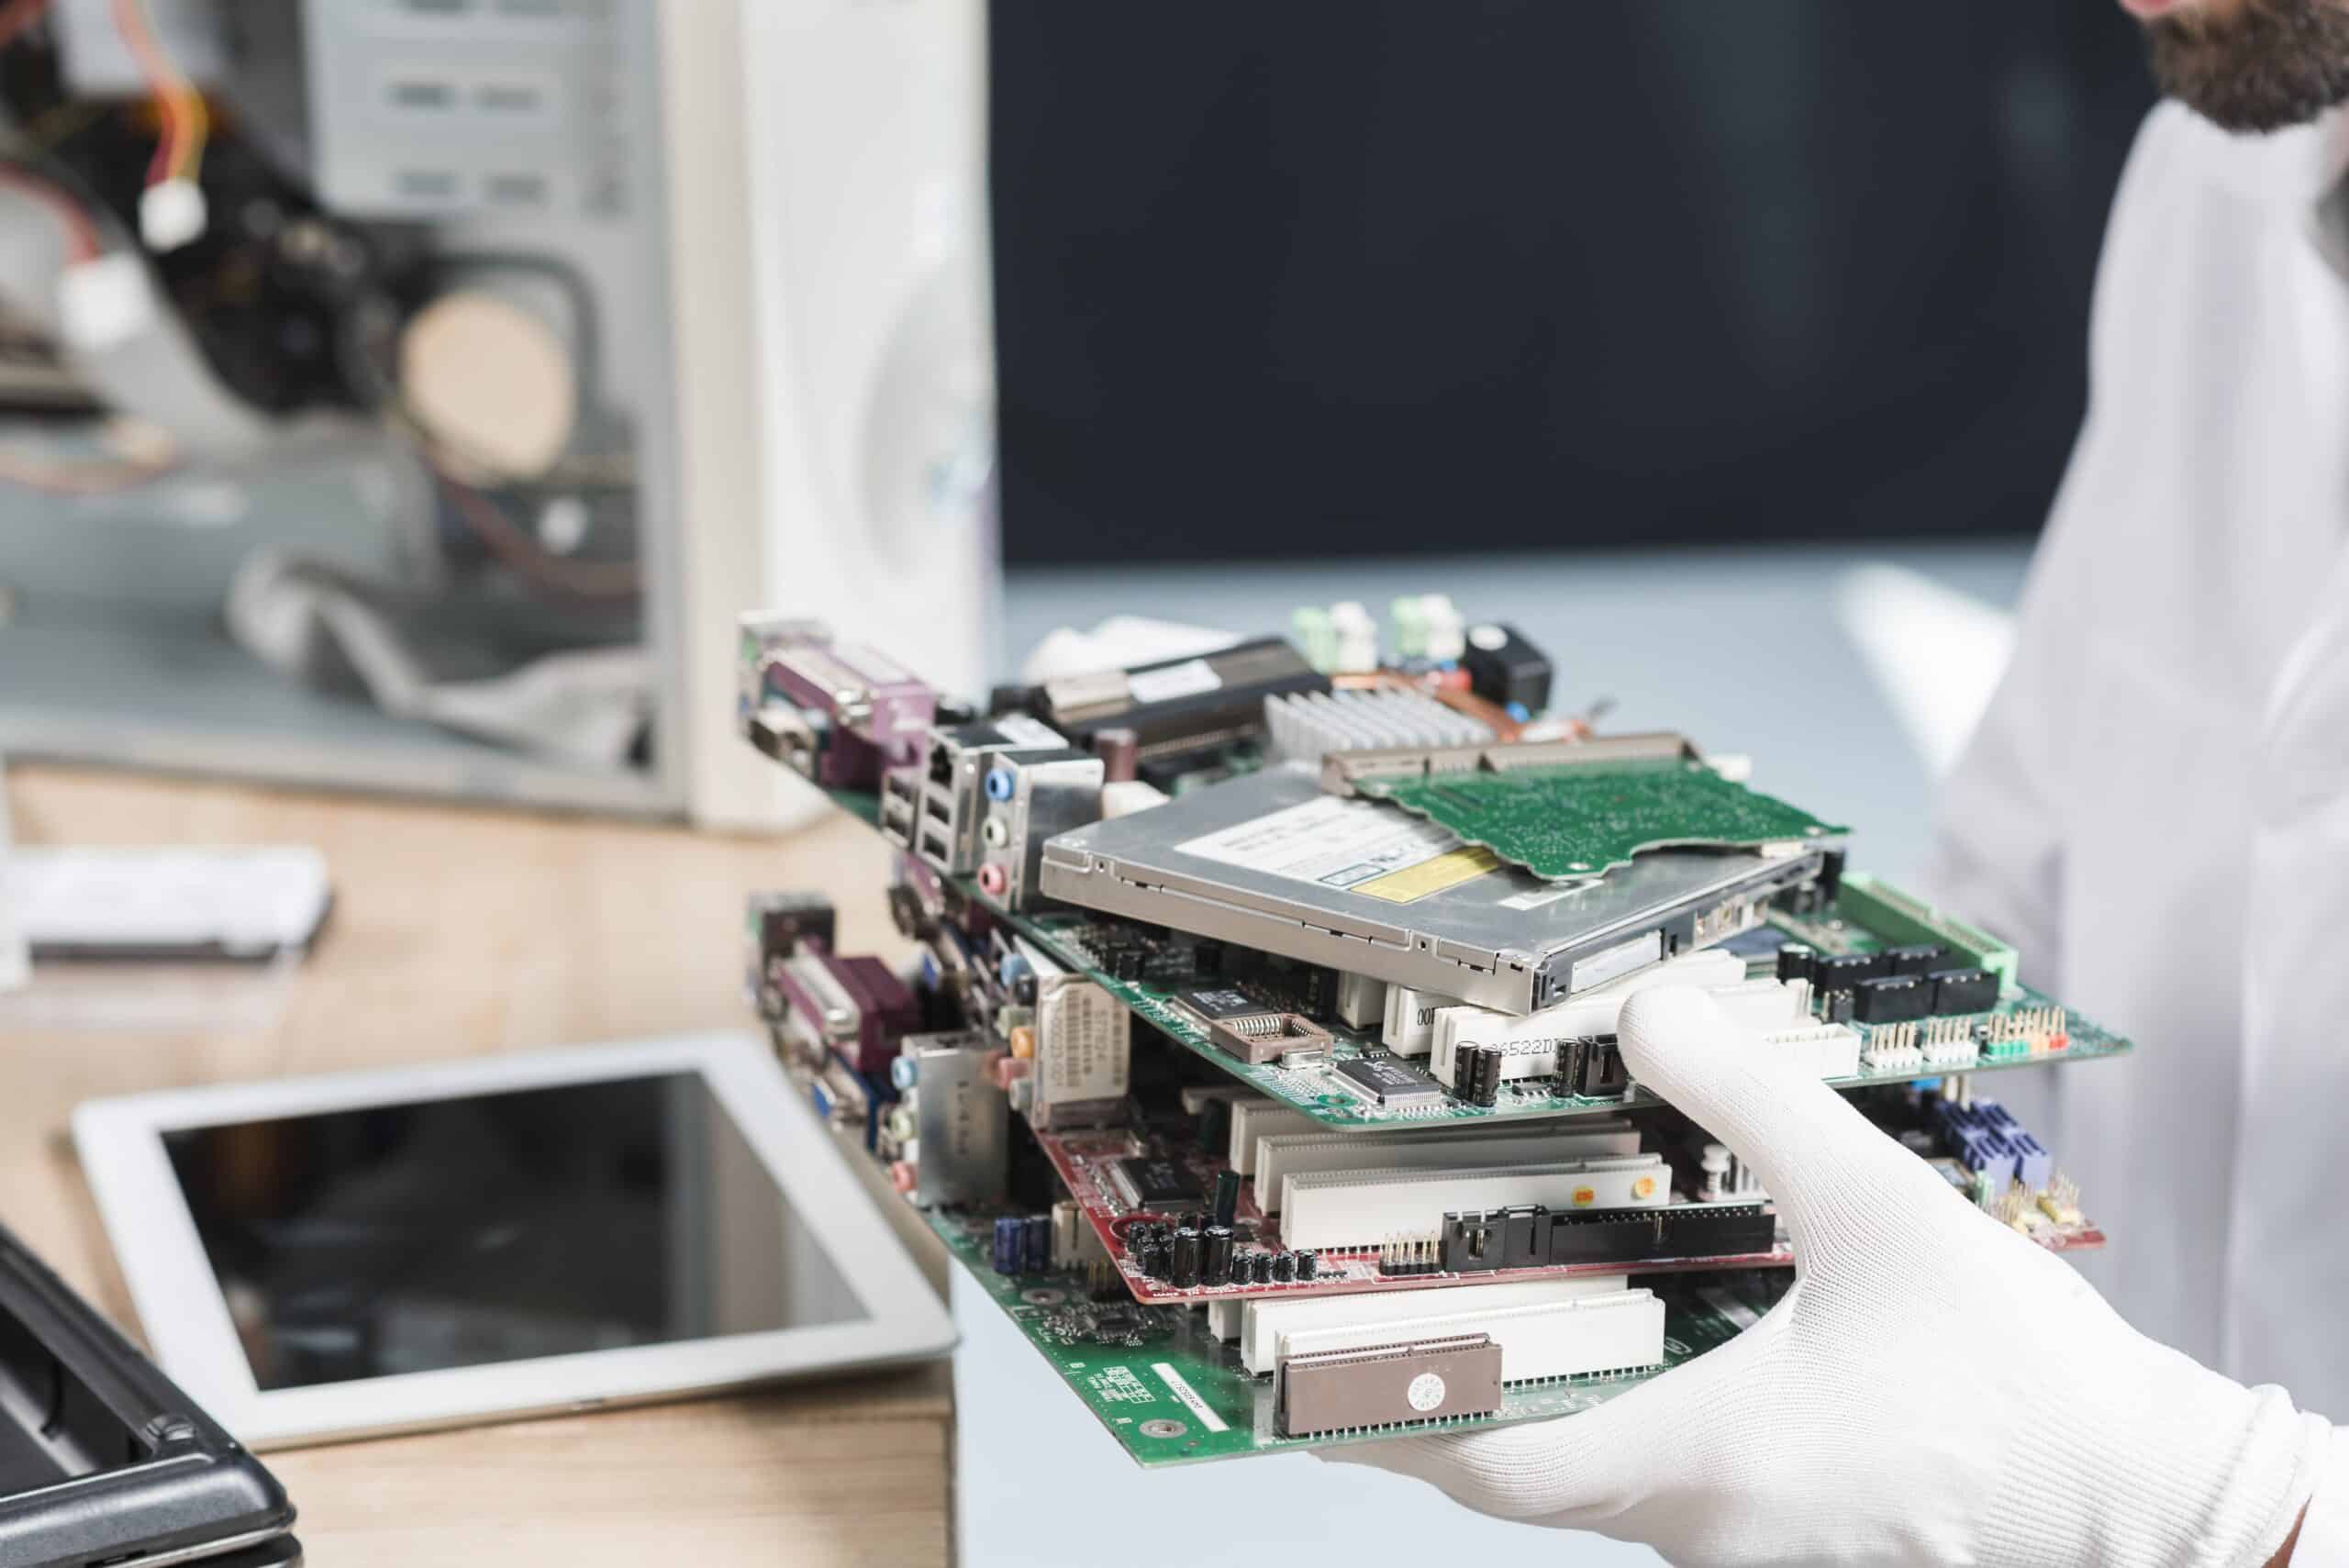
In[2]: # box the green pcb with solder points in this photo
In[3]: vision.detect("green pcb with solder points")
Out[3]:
[1352,759,1850,881]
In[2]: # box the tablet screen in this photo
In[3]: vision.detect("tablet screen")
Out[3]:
[160,1073,866,1391]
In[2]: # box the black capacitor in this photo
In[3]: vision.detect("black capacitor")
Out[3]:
[1201,1224,1234,1283]
[1168,1226,1202,1287]
[1211,1172,1241,1229]
[1230,1250,1255,1284]
[1776,942,1817,984]
[1818,848,1847,903]
[1091,727,1141,784]
[1022,1215,1053,1273]
[1179,1210,1207,1233]
[1250,1251,1275,1284]
[1467,1045,1501,1107]
[1270,1251,1296,1283]
[1012,973,1039,1006]
[1131,1238,1164,1279]
[1295,1251,1318,1280]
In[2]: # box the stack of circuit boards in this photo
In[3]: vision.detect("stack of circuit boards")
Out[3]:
[734,598,2127,1466]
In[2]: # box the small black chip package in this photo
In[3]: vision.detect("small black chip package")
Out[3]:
[1333,1055,1447,1107]
[1110,1155,1206,1209]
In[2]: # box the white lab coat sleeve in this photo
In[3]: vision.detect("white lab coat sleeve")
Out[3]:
[2295,1427,2349,1562]
[1925,107,2192,988]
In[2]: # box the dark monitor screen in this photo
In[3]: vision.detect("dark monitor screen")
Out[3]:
[161,1073,864,1391]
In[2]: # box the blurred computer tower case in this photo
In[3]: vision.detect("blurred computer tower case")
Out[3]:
[0,0,998,824]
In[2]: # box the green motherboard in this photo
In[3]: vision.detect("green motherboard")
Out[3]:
[935,1205,1787,1465]
[1352,757,1850,881]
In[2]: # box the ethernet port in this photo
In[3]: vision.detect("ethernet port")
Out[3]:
[928,741,956,786]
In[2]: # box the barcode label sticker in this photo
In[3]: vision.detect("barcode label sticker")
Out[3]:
[1151,1361,1230,1432]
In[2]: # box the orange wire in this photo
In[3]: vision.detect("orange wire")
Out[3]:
[109,0,197,185]
[0,163,99,261]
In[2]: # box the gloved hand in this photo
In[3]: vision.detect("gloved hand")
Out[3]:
[1329,986,2332,1566]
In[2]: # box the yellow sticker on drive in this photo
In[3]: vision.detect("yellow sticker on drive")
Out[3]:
[1571,1185,1598,1207]
[1632,1175,1657,1200]
[1351,846,1502,904]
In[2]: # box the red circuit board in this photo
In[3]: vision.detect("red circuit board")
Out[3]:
[1034,1127,1791,1305]
[1034,1129,2107,1307]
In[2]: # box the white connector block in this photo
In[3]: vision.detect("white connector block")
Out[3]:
[1279,1154,1672,1251]
[1431,952,1798,1088]
[1242,1273,1630,1374]
[1278,1288,1665,1384]
[1228,1100,1323,1177]
[1255,1118,1641,1214]
[1759,1021,1862,1079]
[1382,984,1461,1057]
[139,178,208,251]
[1335,971,1388,1030]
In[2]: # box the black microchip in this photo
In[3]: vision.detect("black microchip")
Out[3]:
[1111,1155,1204,1207]
[1853,974,1931,1023]
[1928,966,1999,1015]
[1332,1055,1446,1106]
[1176,986,1271,1024]
[1887,942,1950,976]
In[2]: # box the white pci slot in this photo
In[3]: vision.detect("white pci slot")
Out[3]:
[1228,1101,1324,1177]
[1433,973,1812,1088]
[1241,1273,1630,1375]
[1255,1119,1641,1214]
[1429,947,1747,1085]
[1277,1289,1666,1385]
[1206,1298,1246,1344]
[1279,1154,1672,1251]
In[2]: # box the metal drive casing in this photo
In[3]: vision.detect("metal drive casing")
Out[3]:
[1039,762,1829,1015]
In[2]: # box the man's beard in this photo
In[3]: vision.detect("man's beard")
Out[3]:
[2145,0,2349,133]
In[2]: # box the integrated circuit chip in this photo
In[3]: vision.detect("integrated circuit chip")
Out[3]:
[1175,986,1276,1029]
[1109,1155,1205,1210]
[1332,1055,1446,1106]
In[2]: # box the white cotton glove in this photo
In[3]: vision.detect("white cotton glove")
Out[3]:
[1330,986,2334,1566]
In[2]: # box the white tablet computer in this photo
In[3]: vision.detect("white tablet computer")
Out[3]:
[72,1033,955,1449]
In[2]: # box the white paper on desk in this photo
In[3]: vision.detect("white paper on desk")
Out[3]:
[0,760,26,993]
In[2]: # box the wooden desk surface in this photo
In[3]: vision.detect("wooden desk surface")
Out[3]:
[1,763,952,1568]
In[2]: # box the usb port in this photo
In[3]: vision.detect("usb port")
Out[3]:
[923,792,952,826]
[919,829,952,865]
